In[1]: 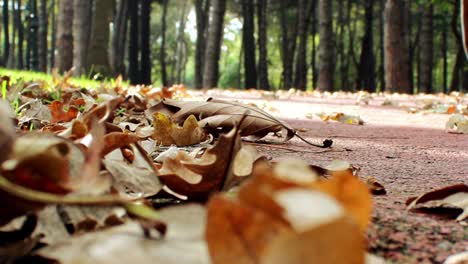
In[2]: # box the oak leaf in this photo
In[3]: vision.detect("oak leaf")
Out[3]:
[152,112,207,146]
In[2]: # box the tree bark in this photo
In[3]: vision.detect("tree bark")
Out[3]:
[175,1,188,84]
[73,0,92,76]
[111,0,129,76]
[294,0,313,90]
[256,0,269,90]
[419,4,434,93]
[38,0,47,72]
[14,0,24,69]
[3,0,10,66]
[128,0,139,84]
[140,0,151,84]
[202,0,226,88]
[160,0,169,86]
[384,0,411,93]
[310,0,318,89]
[241,0,257,88]
[317,0,334,91]
[87,0,114,77]
[195,0,210,89]
[462,0,468,59]
[27,0,39,71]
[279,1,297,89]
[55,0,73,73]
[356,0,376,92]
[378,0,385,91]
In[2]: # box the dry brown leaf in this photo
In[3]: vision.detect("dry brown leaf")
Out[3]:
[406,184,468,222]
[48,101,79,124]
[0,100,15,164]
[101,133,140,157]
[158,126,242,200]
[366,176,387,195]
[147,98,295,141]
[152,112,207,146]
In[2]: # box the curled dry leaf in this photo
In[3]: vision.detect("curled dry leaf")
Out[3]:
[406,184,468,223]
[366,177,387,195]
[158,126,242,200]
[152,113,207,146]
[147,98,296,142]
[446,114,468,134]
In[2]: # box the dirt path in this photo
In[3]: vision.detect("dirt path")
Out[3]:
[199,90,468,263]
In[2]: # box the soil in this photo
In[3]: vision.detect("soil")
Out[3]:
[200,90,468,264]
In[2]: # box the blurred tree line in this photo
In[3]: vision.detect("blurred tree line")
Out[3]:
[0,0,467,93]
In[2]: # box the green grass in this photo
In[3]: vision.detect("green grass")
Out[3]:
[0,68,103,89]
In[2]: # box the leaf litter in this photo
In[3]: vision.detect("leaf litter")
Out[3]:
[0,77,466,263]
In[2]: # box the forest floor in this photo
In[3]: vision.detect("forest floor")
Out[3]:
[200,89,468,264]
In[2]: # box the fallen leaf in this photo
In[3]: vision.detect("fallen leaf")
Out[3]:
[0,100,15,163]
[406,184,468,223]
[444,251,468,264]
[158,126,243,200]
[152,113,207,146]
[147,98,295,142]
[366,177,387,195]
[317,112,364,125]
[446,114,468,134]
[48,101,79,123]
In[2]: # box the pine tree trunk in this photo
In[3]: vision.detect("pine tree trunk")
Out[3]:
[419,4,434,93]
[378,0,385,91]
[317,0,334,91]
[384,0,411,93]
[279,1,297,89]
[160,0,169,86]
[175,1,188,84]
[128,0,139,84]
[202,0,226,88]
[14,0,24,69]
[111,0,129,76]
[310,0,318,89]
[27,0,39,71]
[462,0,468,59]
[241,0,257,88]
[38,0,47,72]
[3,0,10,66]
[194,0,210,89]
[140,0,151,84]
[87,0,114,77]
[294,0,312,90]
[356,0,376,92]
[73,0,92,76]
[55,0,73,73]
[442,18,448,93]
[49,0,56,71]
[256,0,269,90]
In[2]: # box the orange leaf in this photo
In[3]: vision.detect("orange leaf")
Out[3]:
[49,101,79,123]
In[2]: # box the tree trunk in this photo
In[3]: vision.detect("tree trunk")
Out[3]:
[356,0,376,92]
[27,0,39,71]
[378,0,385,91]
[175,1,188,84]
[38,0,47,72]
[140,0,151,84]
[160,0,169,86]
[294,0,313,90]
[194,0,209,89]
[241,0,257,88]
[87,0,114,77]
[310,0,318,89]
[49,0,56,71]
[317,0,334,91]
[3,0,10,66]
[111,0,129,76]
[55,0,73,73]
[256,0,269,90]
[128,0,139,84]
[73,0,92,76]
[419,4,434,93]
[14,0,24,69]
[279,1,297,89]
[202,0,226,88]
[384,0,411,93]
[442,18,448,93]
[462,0,468,59]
